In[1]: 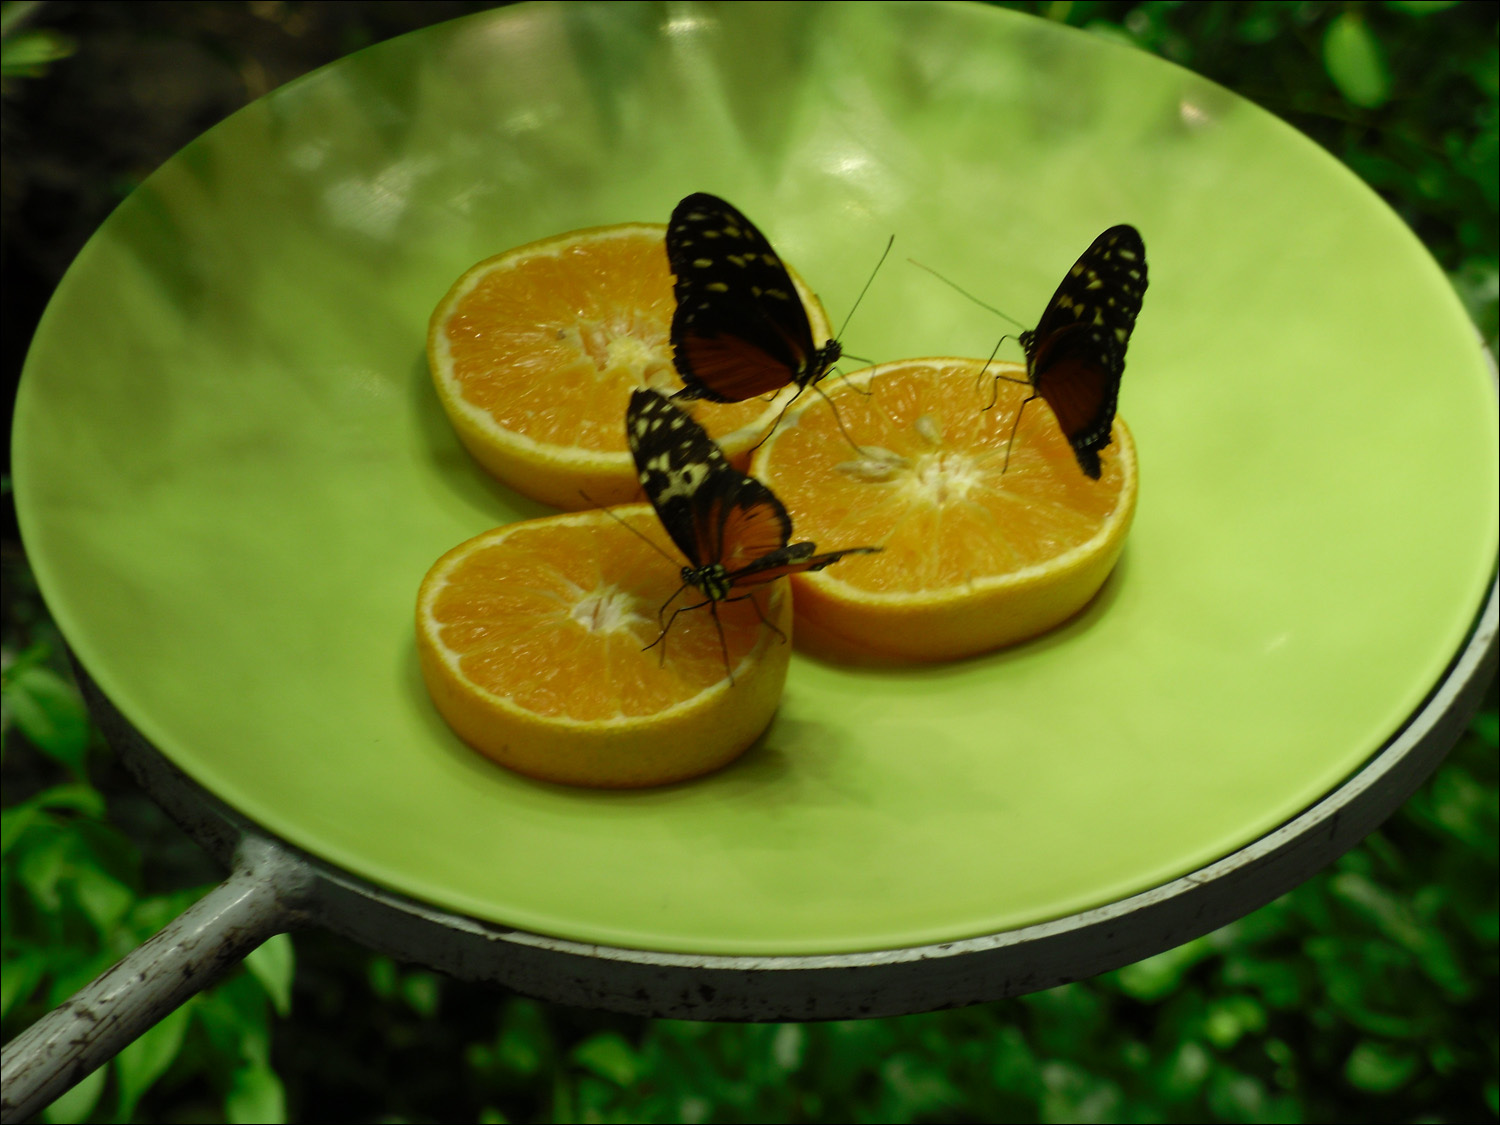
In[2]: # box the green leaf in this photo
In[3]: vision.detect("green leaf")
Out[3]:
[990,1025,1042,1096]
[31,783,107,820]
[1,949,46,1019]
[1156,1040,1211,1102]
[770,1023,805,1072]
[366,954,398,999]
[1113,935,1216,1000]
[496,998,549,1077]
[572,1032,640,1087]
[194,973,272,1065]
[1471,707,1498,748]
[400,970,440,1018]
[0,803,42,857]
[40,1063,107,1124]
[1331,872,1471,997]
[0,2,43,38]
[1222,953,1305,1009]
[881,1052,964,1120]
[114,1003,192,1120]
[1038,1060,1123,1124]
[1345,1040,1421,1092]
[1323,13,1392,108]
[551,1068,574,1125]
[0,27,74,77]
[1203,995,1268,1050]
[1236,9,1283,45]
[1383,0,1461,13]
[16,825,69,911]
[245,933,295,1018]
[226,1059,286,1124]
[4,666,90,773]
[72,866,135,934]
[1206,1067,1269,1120]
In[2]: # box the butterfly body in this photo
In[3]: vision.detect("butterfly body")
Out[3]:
[666,193,841,403]
[1012,224,1147,479]
[626,389,878,675]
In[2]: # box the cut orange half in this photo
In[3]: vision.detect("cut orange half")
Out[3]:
[416,506,792,788]
[750,358,1137,662]
[427,223,832,510]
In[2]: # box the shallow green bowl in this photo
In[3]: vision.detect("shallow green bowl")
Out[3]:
[13,1,1497,955]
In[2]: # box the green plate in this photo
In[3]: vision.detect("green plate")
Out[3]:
[13,2,1497,956]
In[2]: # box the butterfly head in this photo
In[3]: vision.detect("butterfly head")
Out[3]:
[684,562,731,601]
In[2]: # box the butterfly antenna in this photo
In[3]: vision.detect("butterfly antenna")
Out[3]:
[586,493,682,569]
[908,258,1027,331]
[834,234,895,343]
[999,393,1036,476]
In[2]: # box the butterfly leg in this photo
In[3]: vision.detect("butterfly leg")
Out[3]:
[656,581,689,628]
[643,595,713,667]
[745,386,808,455]
[707,597,734,685]
[1000,392,1038,476]
[723,590,787,646]
[985,372,1031,413]
[828,362,876,396]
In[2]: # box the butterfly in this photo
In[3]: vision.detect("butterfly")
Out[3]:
[997,225,1148,480]
[666,193,844,404]
[626,388,880,678]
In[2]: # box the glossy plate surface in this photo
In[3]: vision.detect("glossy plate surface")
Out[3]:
[14,2,1498,955]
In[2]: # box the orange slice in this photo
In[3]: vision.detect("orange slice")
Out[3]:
[416,506,792,788]
[750,358,1137,662]
[427,224,832,510]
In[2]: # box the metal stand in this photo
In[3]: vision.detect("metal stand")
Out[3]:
[3,578,1494,1123]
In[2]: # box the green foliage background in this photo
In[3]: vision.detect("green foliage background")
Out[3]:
[2,2,1496,1122]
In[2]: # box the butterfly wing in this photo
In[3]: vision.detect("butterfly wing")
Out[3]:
[667,193,830,402]
[1020,225,1147,479]
[1026,323,1122,480]
[698,474,794,577]
[627,388,792,571]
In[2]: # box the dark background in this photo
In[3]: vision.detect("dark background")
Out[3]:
[3,2,1496,1122]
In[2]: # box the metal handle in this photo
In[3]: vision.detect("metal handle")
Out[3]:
[0,836,312,1124]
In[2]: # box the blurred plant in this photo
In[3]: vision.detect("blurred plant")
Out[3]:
[1050,0,1499,352]
[0,2,75,91]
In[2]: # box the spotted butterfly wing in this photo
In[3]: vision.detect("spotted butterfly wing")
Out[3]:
[1018,225,1147,479]
[626,389,877,597]
[666,193,842,403]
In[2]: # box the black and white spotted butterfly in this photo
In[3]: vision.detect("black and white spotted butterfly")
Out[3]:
[995,224,1148,479]
[626,388,879,678]
[666,193,844,404]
